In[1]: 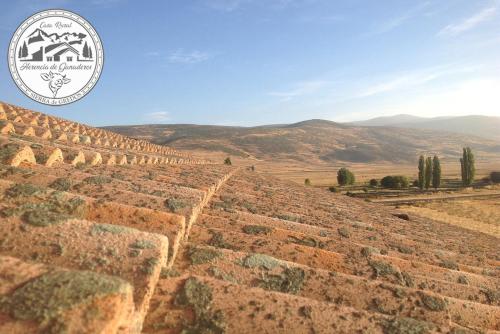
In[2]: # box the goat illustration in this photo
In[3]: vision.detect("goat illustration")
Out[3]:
[40,72,71,98]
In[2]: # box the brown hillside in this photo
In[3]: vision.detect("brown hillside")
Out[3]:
[104,119,500,164]
[0,101,498,333]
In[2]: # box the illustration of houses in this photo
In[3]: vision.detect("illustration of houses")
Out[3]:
[18,28,92,62]
[31,47,44,61]
[44,43,80,62]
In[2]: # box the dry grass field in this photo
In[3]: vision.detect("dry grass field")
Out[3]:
[402,198,500,238]
[256,159,499,186]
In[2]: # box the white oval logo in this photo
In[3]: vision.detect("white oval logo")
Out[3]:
[8,9,104,106]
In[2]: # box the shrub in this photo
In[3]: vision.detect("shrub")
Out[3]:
[337,168,355,186]
[240,253,281,270]
[224,157,232,165]
[165,198,186,213]
[75,162,86,170]
[304,178,311,186]
[144,171,157,180]
[369,179,378,187]
[35,152,49,165]
[83,176,111,185]
[337,227,350,238]
[328,186,337,193]
[141,257,159,275]
[380,176,409,189]
[258,267,306,294]
[49,178,72,191]
[188,247,221,265]
[0,143,20,163]
[242,224,273,235]
[490,172,500,183]
[5,183,43,198]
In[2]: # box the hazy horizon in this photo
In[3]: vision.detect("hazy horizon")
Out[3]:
[1,1,500,126]
[99,113,498,128]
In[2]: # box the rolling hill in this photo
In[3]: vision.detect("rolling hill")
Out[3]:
[104,119,500,164]
[350,115,500,142]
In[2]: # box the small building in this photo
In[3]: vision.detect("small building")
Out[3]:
[32,47,43,61]
[44,43,80,62]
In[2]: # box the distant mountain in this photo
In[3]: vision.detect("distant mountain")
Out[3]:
[27,28,86,45]
[350,115,500,141]
[104,119,500,164]
[351,114,429,126]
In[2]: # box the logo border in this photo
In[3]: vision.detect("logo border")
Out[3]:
[7,8,105,106]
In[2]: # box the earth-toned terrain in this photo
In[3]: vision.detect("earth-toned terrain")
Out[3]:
[350,115,500,142]
[0,101,499,333]
[104,119,500,165]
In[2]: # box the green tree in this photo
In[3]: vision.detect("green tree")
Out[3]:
[490,172,500,183]
[224,157,232,165]
[369,178,378,187]
[418,155,425,190]
[381,176,409,189]
[460,147,475,186]
[432,155,441,189]
[337,168,355,186]
[425,157,432,189]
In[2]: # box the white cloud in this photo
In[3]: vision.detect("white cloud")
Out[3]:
[356,65,479,98]
[145,51,160,57]
[145,111,170,122]
[268,80,329,101]
[372,14,412,35]
[204,0,249,12]
[358,73,439,98]
[438,6,497,37]
[366,2,430,36]
[203,0,317,12]
[168,49,211,64]
[296,14,344,24]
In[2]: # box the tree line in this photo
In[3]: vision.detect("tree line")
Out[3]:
[417,155,441,189]
[323,147,476,189]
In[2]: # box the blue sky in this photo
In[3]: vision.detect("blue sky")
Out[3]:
[1,0,500,126]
